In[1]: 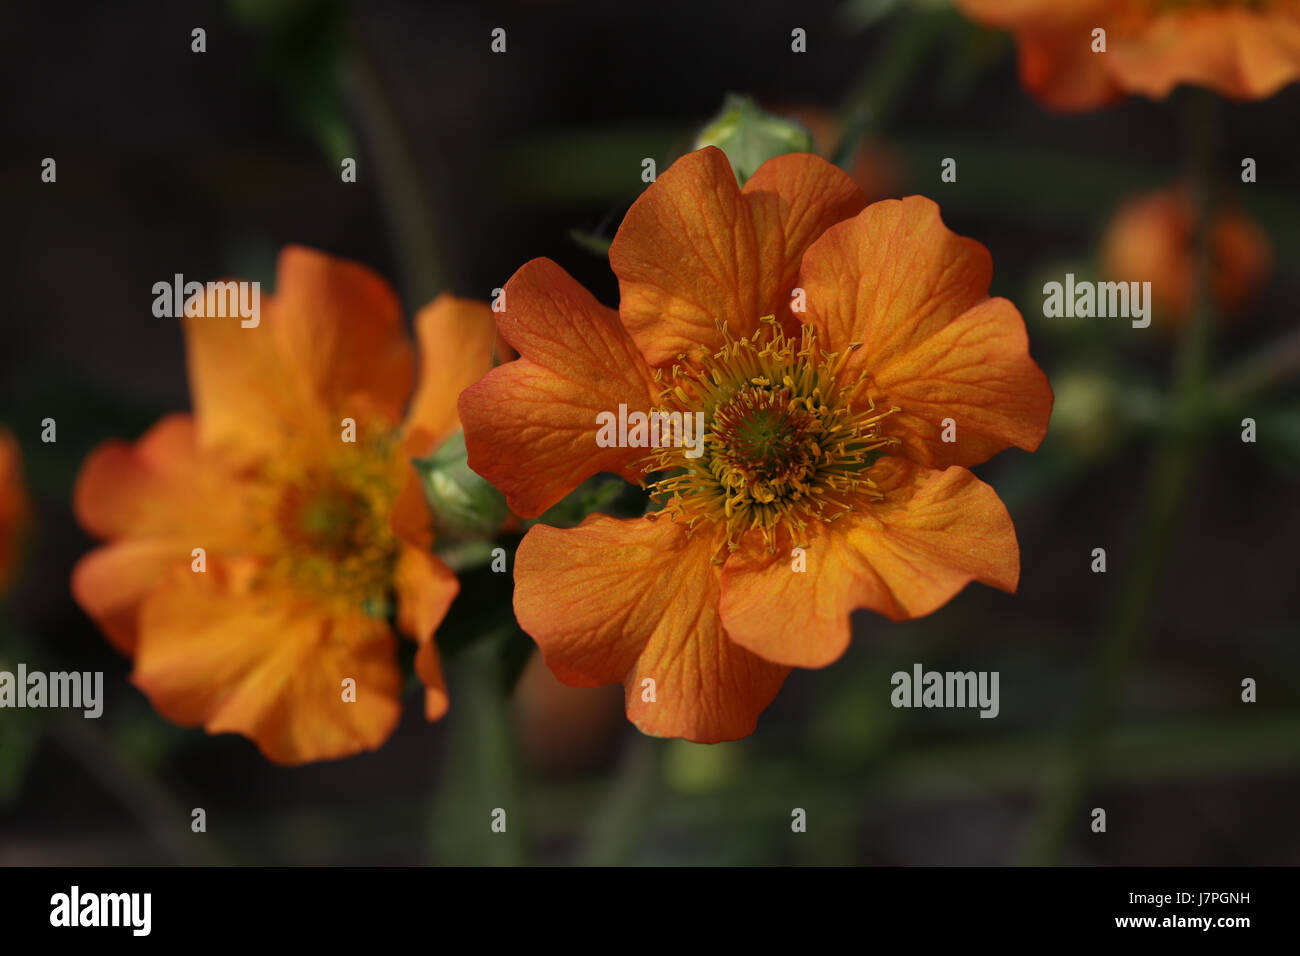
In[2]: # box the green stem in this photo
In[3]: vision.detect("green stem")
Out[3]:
[1018,92,1220,865]
[834,11,946,166]
[339,29,450,310]
[1213,323,1300,405]
[49,718,234,866]
[428,627,527,865]
[579,733,664,866]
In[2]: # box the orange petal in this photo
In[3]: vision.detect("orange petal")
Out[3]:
[389,464,434,551]
[719,457,1020,668]
[1109,8,1300,103]
[71,415,255,653]
[393,545,459,721]
[73,413,249,544]
[71,541,188,654]
[1101,186,1274,327]
[802,196,1052,469]
[1211,208,1274,317]
[402,293,497,458]
[269,246,414,430]
[514,515,790,742]
[459,258,655,518]
[133,562,402,765]
[0,429,29,594]
[186,247,415,466]
[1016,25,1125,112]
[610,146,782,365]
[741,152,868,331]
[951,0,1123,111]
[183,287,300,469]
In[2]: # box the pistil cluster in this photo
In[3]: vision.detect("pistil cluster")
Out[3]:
[255,426,403,616]
[642,316,900,559]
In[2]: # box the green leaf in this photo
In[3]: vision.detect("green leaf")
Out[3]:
[524,475,637,530]
[568,228,613,256]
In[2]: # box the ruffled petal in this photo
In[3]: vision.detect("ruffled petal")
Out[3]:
[402,293,497,458]
[269,246,414,430]
[1109,7,1300,102]
[741,152,867,330]
[802,196,1051,468]
[71,541,188,654]
[133,561,402,765]
[393,545,459,720]
[73,414,247,542]
[610,146,780,365]
[720,457,1020,667]
[459,258,655,518]
[514,514,790,742]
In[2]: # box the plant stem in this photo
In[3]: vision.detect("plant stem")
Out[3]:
[579,733,664,866]
[49,718,233,866]
[340,24,450,310]
[834,11,947,167]
[429,627,527,865]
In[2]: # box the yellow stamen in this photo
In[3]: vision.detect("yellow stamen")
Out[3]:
[639,317,899,560]
[252,423,403,616]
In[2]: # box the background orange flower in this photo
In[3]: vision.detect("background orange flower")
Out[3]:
[1100,185,1273,327]
[0,429,29,596]
[955,0,1300,110]
[72,247,495,764]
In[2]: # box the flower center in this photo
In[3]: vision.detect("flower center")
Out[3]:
[278,483,372,558]
[641,317,899,559]
[258,426,403,614]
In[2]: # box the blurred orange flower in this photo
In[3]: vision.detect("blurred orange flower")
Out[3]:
[512,652,624,773]
[1100,185,1273,326]
[954,0,1300,111]
[72,247,496,764]
[0,429,29,595]
[460,147,1052,742]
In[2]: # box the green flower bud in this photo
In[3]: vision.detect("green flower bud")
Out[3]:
[414,431,510,542]
[694,94,814,185]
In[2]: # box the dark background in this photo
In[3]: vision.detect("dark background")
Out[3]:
[1,0,1297,865]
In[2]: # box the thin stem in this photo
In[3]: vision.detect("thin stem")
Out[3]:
[340,22,451,310]
[48,718,234,866]
[834,11,947,166]
[428,626,527,866]
[579,733,664,866]
[1214,323,1300,405]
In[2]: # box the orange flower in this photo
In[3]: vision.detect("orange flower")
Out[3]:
[1100,185,1273,326]
[460,148,1052,742]
[0,429,29,595]
[72,247,496,764]
[954,0,1300,111]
